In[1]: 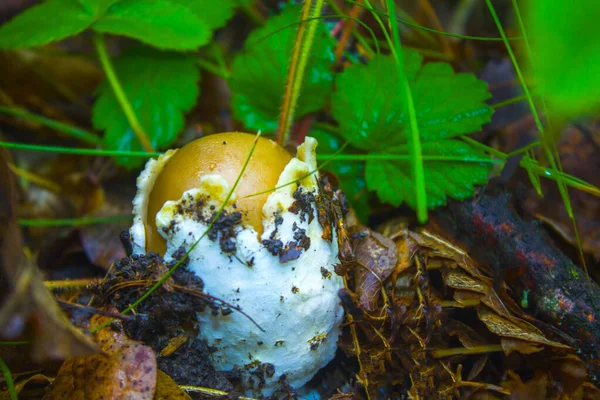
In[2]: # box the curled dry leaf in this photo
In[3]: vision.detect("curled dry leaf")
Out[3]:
[45,315,157,400]
[352,227,398,310]
[500,338,544,355]
[477,307,570,351]
[0,149,97,361]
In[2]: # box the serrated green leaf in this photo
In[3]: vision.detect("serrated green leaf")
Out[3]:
[311,129,371,221]
[0,0,237,50]
[92,0,211,50]
[331,53,493,150]
[92,46,200,168]
[229,4,335,132]
[365,140,493,209]
[527,0,600,115]
[0,0,95,49]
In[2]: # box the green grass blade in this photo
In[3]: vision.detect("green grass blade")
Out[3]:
[0,355,17,400]
[347,0,524,42]
[0,106,102,146]
[93,32,154,152]
[484,0,572,216]
[316,153,501,163]
[0,141,162,158]
[381,0,427,222]
[18,215,131,227]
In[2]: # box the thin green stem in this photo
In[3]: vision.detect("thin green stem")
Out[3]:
[196,58,230,79]
[326,0,376,58]
[363,0,397,60]
[0,141,162,158]
[346,0,524,41]
[0,106,102,146]
[0,355,17,400]
[510,0,585,270]
[276,0,326,144]
[18,215,130,227]
[491,94,528,109]
[484,0,573,216]
[316,153,501,163]
[381,0,427,222]
[460,136,508,160]
[0,341,31,346]
[520,157,600,197]
[93,32,154,152]
[506,140,540,157]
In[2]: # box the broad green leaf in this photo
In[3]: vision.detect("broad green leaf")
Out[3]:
[0,0,95,49]
[229,4,335,132]
[92,46,200,168]
[77,0,120,16]
[92,0,211,50]
[365,140,493,209]
[310,129,371,222]
[527,0,600,115]
[170,0,237,30]
[331,53,492,150]
[0,0,237,50]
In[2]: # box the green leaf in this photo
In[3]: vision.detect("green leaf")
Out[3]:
[527,0,600,115]
[0,0,95,49]
[92,0,212,50]
[92,46,200,168]
[0,0,238,50]
[310,129,371,222]
[170,0,237,30]
[331,53,492,150]
[229,4,335,132]
[365,140,493,209]
[78,0,120,16]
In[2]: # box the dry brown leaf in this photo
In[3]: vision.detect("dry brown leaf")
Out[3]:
[154,370,192,400]
[0,374,52,400]
[0,48,102,106]
[45,315,157,400]
[502,371,548,400]
[445,269,487,294]
[453,290,483,307]
[0,149,97,361]
[352,228,398,310]
[468,355,489,381]
[447,320,487,349]
[446,270,514,318]
[478,307,570,350]
[500,337,543,355]
[79,204,129,269]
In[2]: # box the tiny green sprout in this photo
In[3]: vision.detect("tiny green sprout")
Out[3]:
[521,289,530,309]
[569,268,580,280]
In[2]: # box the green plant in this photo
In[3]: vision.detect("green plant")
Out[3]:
[0,0,242,167]
[1,0,598,225]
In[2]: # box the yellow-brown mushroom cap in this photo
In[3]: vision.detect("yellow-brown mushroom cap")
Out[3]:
[145,132,293,254]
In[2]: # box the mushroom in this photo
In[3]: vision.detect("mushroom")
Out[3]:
[128,132,345,397]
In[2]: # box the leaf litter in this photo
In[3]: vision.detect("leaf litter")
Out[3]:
[0,1,599,399]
